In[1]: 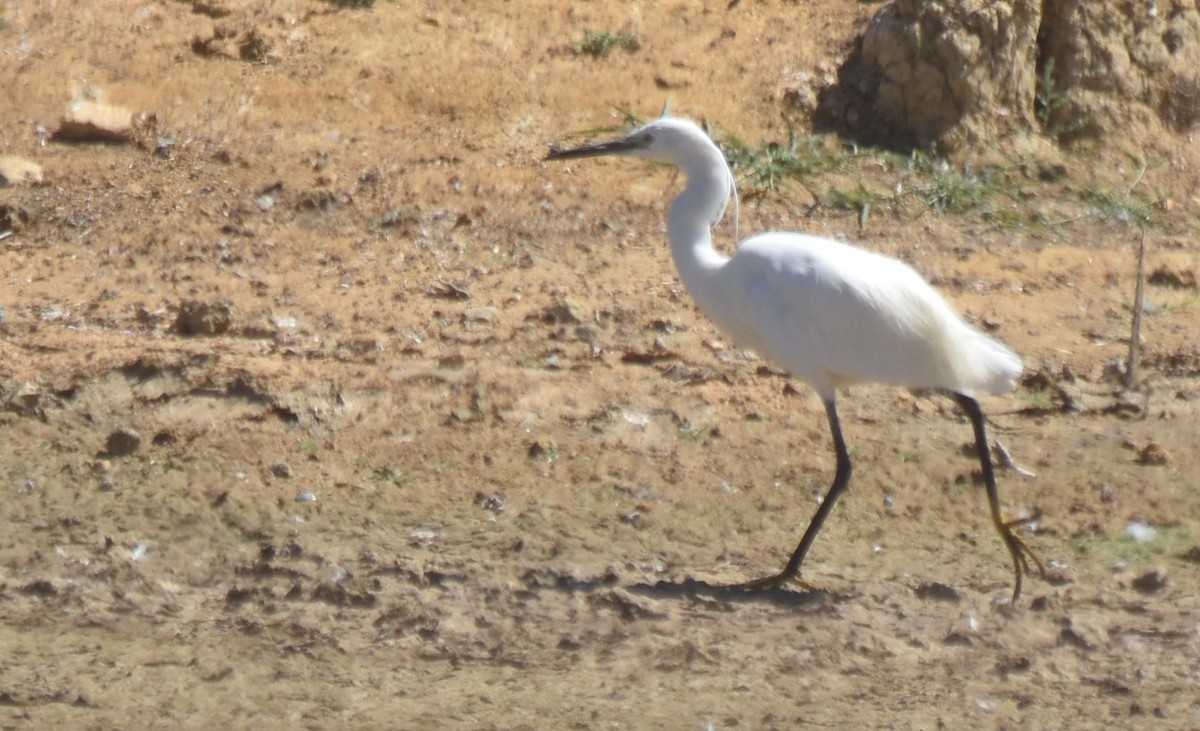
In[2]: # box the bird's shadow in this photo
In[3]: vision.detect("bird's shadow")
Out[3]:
[626,577,843,609]
[519,567,848,609]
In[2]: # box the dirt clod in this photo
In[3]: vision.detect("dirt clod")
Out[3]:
[172,299,233,336]
[1131,568,1168,595]
[105,428,142,457]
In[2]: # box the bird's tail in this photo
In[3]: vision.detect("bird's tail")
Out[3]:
[962,329,1023,395]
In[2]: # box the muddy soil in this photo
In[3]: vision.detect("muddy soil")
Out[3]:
[2,2,1199,729]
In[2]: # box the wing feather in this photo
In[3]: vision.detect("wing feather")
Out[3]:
[704,233,1020,396]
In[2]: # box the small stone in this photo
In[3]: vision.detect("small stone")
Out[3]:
[1059,615,1106,651]
[294,490,316,503]
[1125,521,1157,542]
[475,491,504,514]
[7,382,42,414]
[409,528,438,544]
[462,306,499,324]
[0,155,44,186]
[54,100,136,143]
[255,182,282,211]
[105,428,142,457]
[129,541,149,561]
[271,462,292,478]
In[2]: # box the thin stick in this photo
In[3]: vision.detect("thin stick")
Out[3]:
[1124,227,1146,390]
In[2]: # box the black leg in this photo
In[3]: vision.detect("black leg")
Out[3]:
[952,392,1045,601]
[741,398,852,590]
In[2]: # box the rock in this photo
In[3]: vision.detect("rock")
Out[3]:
[1059,613,1106,651]
[54,100,136,143]
[6,382,43,415]
[817,0,1200,150]
[462,306,499,324]
[817,0,1041,151]
[0,156,44,186]
[1040,1,1200,138]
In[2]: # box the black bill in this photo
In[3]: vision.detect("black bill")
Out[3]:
[544,133,645,161]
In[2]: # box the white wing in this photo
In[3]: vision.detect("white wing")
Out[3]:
[696,233,1021,398]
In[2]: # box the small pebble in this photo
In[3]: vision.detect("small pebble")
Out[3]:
[409,528,438,543]
[1125,521,1157,542]
[476,492,504,513]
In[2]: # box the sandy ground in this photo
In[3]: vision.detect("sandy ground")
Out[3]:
[2,1,1199,729]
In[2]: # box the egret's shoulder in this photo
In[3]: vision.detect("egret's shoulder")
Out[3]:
[735,232,899,274]
[731,233,941,319]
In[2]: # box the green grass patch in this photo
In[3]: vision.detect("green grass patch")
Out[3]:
[371,466,406,487]
[1035,58,1094,141]
[572,28,641,58]
[721,128,847,198]
[1070,524,1192,568]
[560,107,1176,234]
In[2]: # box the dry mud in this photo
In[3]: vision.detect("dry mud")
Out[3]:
[2,2,1199,729]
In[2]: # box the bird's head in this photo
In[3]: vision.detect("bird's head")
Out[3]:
[545,117,717,169]
[546,115,739,232]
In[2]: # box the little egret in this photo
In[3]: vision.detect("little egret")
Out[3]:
[546,116,1044,601]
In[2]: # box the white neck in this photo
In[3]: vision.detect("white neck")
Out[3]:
[665,148,732,293]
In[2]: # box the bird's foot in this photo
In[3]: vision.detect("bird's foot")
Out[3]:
[999,516,1046,575]
[996,515,1046,602]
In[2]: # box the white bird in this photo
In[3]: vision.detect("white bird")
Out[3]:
[546,116,1044,601]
